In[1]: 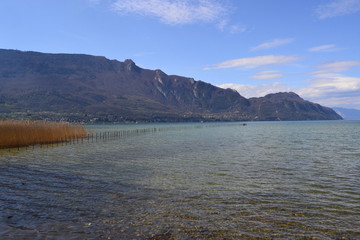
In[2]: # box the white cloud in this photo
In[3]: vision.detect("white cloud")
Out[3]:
[312,61,360,74]
[219,76,360,109]
[308,44,340,52]
[217,59,360,109]
[229,24,247,34]
[297,74,360,109]
[250,70,283,80]
[204,55,299,70]
[297,60,360,108]
[216,19,247,33]
[317,95,360,109]
[299,74,360,97]
[303,61,360,97]
[218,82,292,98]
[316,0,360,19]
[216,19,228,31]
[250,38,294,51]
[112,0,228,25]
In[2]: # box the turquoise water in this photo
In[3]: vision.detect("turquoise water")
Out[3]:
[1,121,359,239]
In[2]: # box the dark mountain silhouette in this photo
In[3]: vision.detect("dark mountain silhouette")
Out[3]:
[0,49,342,122]
[248,92,342,121]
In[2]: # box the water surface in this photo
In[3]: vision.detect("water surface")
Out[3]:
[1,121,359,239]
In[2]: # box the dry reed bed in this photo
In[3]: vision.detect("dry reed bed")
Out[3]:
[0,120,87,149]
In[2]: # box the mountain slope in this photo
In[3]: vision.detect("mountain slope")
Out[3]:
[0,49,342,122]
[249,92,341,121]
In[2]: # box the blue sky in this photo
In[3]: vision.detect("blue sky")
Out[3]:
[1,0,360,109]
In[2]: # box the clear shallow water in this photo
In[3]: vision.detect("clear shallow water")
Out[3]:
[0,121,359,239]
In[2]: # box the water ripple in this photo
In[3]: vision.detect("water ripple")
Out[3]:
[1,121,359,239]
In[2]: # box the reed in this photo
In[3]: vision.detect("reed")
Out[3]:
[0,120,87,149]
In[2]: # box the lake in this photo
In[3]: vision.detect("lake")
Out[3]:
[1,121,359,239]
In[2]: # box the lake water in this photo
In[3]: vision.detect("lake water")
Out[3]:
[0,121,359,239]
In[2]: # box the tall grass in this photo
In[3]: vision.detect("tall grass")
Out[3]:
[0,120,87,149]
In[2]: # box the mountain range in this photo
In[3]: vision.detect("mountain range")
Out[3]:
[0,49,342,122]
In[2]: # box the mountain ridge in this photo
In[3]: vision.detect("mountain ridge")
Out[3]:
[0,49,342,122]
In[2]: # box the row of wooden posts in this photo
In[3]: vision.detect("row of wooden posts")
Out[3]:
[3,123,247,151]
[85,127,159,141]
[79,123,246,144]
[3,127,160,151]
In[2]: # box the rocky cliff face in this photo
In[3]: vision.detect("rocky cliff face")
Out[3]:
[0,49,342,122]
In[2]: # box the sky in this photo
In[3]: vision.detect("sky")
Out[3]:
[1,0,360,109]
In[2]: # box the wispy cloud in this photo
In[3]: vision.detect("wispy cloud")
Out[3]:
[312,61,360,74]
[229,24,247,34]
[308,44,340,52]
[297,60,360,108]
[250,38,294,51]
[250,70,283,80]
[204,55,299,70]
[216,19,229,31]
[315,0,360,19]
[218,59,360,109]
[298,74,360,98]
[218,82,291,98]
[216,19,247,33]
[316,95,360,109]
[111,0,228,25]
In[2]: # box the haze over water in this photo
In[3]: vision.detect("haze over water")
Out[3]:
[1,121,359,239]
